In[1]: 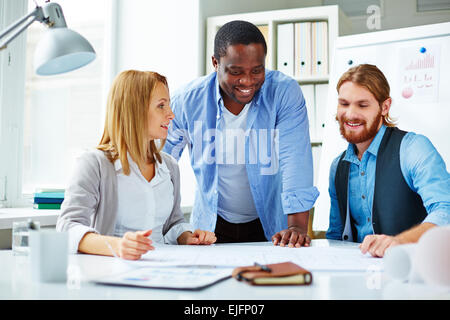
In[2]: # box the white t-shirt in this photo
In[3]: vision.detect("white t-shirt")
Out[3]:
[114,154,193,244]
[217,103,258,223]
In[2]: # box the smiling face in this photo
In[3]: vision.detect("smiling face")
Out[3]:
[212,43,265,112]
[337,81,391,147]
[147,82,174,140]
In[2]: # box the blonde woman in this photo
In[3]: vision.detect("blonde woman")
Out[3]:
[57,70,216,260]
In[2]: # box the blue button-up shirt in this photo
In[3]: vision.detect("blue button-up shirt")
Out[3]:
[326,125,450,242]
[163,70,320,239]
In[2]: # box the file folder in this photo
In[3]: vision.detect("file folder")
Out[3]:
[294,22,312,78]
[312,21,328,76]
[277,23,294,77]
[311,145,322,185]
[314,83,329,141]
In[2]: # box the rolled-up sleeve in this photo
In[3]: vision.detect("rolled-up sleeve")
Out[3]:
[281,188,320,213]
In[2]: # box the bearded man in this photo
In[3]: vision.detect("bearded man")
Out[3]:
[326,64,450,257]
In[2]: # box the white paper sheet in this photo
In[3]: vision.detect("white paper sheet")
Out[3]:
[128,242,383,272]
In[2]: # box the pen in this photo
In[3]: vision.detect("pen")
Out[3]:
[254,262,271,272]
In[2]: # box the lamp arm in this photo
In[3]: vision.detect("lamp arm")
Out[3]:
[0,6,45,50]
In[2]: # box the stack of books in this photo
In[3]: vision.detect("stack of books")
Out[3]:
[33,188,65,210]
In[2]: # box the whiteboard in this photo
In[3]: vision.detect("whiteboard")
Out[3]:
[313,22,450,231]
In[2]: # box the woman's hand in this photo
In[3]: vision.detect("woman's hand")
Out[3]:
[177,229,217,245]
[118,229,154,260]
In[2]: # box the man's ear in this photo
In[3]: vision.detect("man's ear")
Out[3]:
[381,97,392,116]
[211,55,219,72]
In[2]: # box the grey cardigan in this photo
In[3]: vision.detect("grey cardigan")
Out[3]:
[56,149,192,253]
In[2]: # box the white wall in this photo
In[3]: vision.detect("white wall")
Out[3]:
[113,0,201,208]
[115,0,202,89]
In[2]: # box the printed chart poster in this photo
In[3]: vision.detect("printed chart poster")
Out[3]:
[398,44,441,104]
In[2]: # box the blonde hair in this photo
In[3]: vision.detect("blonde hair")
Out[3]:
[97,70,168,175]
[337,64,396,127]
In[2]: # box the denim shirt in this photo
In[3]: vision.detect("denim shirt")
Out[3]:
[326,125,450,242]
[163,70,320,239]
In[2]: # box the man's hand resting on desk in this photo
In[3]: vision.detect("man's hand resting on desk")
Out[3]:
[359,223,437,257]
[271,211,311,248]
[359,234,401,258]
[272,227,311,248]
[177,229,217,245]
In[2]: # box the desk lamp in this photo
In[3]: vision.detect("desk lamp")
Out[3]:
[0,1,96,75]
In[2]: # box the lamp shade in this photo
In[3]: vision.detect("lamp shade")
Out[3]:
[34,27,96,76]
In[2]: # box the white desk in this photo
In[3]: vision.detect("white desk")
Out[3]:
[0,207,60,249]
[0,240,448,300]
[0,207,60,230]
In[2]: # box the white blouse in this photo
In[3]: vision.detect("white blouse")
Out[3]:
[113,154,193,244]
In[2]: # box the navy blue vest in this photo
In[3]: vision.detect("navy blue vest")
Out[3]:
[335,127,427,240]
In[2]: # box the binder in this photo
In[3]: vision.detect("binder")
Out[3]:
[294,22,312,78]
[311,145,322,186]
[314,83,329,141]
[301,84,316,142]
[277,23,294,77]
[311,21,328,76]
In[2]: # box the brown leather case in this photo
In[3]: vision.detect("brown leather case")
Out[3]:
[232,262,312,286]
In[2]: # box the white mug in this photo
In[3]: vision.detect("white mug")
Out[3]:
[29,230,69,283]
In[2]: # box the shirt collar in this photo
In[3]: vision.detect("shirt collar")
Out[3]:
[366,124,387,157]
[214,73,222,106]
[343,124,387,164]
[114,152,170,177]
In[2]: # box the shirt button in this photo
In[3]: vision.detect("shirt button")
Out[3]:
[367,217,371,222]
[361,171,365,176]
[216,115,220,119]
[362,195,366,199]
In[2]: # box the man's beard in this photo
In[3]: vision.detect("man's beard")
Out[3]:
[337,111,382,144]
